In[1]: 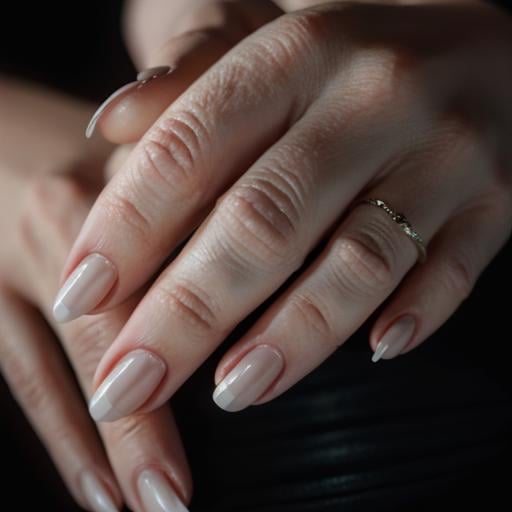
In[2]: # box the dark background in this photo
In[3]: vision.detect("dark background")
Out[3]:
[1,1,512,511]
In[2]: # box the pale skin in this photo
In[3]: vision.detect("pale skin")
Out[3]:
[3,0,512,510]
[60,0,512,419]
[0,82,192,511]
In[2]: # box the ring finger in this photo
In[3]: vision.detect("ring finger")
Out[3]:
[212,123,496,410]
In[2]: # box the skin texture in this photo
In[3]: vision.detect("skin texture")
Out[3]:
[54,0,512,422]
[0,81,192,512]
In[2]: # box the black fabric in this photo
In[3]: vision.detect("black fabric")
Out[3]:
[1,1,511,510]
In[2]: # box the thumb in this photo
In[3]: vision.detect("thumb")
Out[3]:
[87,0,284,144]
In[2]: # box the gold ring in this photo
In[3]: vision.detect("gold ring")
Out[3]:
[355,198,427,263]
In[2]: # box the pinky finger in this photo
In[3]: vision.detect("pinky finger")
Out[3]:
[0,290,122,512]
[370,199,512,362]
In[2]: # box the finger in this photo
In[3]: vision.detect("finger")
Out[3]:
[100,407,192,512]
[205,123,497,411]
[0,290,121,512]
[54,5,347,322]
[104,144,135,182]
[87,0,284,143]
[85,47,449,422]
[18,173,193,510]
[368,196,512,362]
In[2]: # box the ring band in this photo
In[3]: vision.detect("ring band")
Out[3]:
[355,198,427,263]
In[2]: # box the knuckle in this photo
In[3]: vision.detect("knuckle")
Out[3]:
[329,224,398,297]
[65,318,117,382]
[101,190,152,245]
[216,182,302,273]
[154,281,220,338]
[140,112,209,203]
[289,292,333,341]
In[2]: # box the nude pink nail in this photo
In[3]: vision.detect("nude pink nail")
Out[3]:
[52,253,117,323]
[137,469,189,512]
[85,65,174,138]
[88,349,166,422]
[212,345,284,412]
[372,314,416,362]
[80,471,119,512]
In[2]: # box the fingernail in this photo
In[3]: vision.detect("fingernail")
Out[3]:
[53,253,117,323]
[86,65,174,138]
[136,65,173,82]
[213,345,284,412]
[372,315,416,363]
[137,469,189,512]
[89,349,166,422]
[80,471,119,512]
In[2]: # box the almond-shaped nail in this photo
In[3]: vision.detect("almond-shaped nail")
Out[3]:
[213,345,284,412]
[89,349,166,422]
[80,471,119,512]
[86,65,173,138]
[372,314,416,363]
[53,253,116,323]
[85,81,139,138]
[137,469,189,512]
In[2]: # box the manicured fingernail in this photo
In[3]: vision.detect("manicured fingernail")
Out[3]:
[372,315,416,363]
[53,253,117,323]
[89,350,166,422]
[86,65,174,138]
[80,471,119,512]
[213,345,284,412]
[137,469,189,512]
[85,81,139,138]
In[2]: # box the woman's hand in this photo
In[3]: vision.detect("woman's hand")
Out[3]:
[55,0,512,419]
[0,83,191,511]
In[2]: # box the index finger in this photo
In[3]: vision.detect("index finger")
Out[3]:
[52,6,330,323]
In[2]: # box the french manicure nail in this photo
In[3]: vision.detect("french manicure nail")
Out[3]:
[53,253,116,323]
[213,345,284,412]
[89,350,166,422]
[372,315,416,363]
[80,471,118,512]
[137,469,189,512]
[86,65,173,138]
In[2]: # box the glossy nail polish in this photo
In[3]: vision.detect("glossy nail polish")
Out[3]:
[53,253,116,323]
[213,345,284,412]
[137,469,189,512]
[372,315,416,363]
[80,471,118,512]
[89,350,166,422]
[85,65,174,138]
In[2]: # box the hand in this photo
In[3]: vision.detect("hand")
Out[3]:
[54,0,512,420]
[0,84,192,511]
